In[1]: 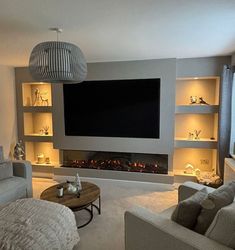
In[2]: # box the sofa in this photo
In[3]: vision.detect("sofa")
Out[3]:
[0,160,32,204]
[125,181,233,250]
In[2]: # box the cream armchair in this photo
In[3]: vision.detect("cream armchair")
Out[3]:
[125,182,232,250]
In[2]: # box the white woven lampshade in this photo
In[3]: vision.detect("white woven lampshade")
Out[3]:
[29,41,87,83]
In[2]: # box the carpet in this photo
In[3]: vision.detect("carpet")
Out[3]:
[33,177,178,250]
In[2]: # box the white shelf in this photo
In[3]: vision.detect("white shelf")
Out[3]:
[174,137,217,149]
[175,105,219,114]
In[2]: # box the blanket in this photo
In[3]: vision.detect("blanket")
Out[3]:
[0,198,80,249]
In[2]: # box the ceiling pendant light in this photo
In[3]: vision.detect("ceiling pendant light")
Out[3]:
[29,28,87,83]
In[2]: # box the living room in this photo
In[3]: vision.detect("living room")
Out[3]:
[0,0,235,249]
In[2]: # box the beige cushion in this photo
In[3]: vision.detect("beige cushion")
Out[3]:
[205,202,235,248]
[194,181,235,234]
[171,188,207,229]
[0,160,13,180]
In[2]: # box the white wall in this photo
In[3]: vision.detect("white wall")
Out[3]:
[0,65,17,159]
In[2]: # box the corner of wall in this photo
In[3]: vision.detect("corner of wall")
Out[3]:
[0,65,17,159]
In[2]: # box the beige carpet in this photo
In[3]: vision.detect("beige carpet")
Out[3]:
[33,177,178,250]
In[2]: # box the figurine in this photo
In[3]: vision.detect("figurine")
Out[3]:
[190,96,197,104]
[33,88,41,106]
[184,163,194,174]
[194,168,201,177]
[194,130,201,140]
[199,97,209,105]
[188,132,194,140]
[40,95,49,106]
[13,140,25,160]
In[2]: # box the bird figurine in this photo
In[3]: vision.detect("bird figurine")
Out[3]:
[199,97,209,105]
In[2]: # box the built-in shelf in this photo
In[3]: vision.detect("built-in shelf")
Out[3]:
[173,169,215,183]
[31,162,60,167]
[174,137,217,149]
[23,135,53,142]
[175,105,219,114]
[23,106,52,112]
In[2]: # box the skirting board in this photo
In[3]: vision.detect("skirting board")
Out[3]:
[53,167,174,184]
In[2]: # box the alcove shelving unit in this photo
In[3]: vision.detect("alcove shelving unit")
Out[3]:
[173,77,220,182]
[16,81,60,177]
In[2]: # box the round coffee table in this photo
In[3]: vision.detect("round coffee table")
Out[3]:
[40,181,101,228]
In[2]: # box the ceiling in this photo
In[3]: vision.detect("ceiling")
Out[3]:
[0,0,235,67]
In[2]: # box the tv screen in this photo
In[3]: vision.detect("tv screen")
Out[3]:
[63,78,160,139]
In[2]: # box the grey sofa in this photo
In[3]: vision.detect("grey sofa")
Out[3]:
[0,160,32,204]
[125,182,232,250]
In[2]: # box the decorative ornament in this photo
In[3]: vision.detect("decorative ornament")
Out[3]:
[188,132,194,140]
[13,140,25,160]
[190,96,197,104]
[184,163,194,174]
[199,97,209,105]
[194,168,201,177]
[42,125,49,135]
[45,157,51,164]
[36,153,45,164]
[33,88,41,106]
[194,130,201,140]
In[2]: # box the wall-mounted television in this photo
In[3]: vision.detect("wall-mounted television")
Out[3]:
[63,78,160,139]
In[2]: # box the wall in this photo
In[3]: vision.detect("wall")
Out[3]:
[177,56,231,78]
[52,59,176,165]
[0,65,17,159]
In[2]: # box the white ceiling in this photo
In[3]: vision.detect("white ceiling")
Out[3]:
[0,0,235,67]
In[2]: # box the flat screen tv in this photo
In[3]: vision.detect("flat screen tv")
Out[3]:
[63,78,160,139]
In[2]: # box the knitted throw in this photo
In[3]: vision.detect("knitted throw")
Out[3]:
[0,198,80,249]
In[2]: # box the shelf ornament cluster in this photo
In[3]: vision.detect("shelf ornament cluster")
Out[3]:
[33,88,49,106]
[184,163,200,177]
[188,130,201,140]
[189,96,209,105]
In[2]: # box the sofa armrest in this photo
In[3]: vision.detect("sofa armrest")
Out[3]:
[125,206,231,250]
[178,181,215,202]
[12,160,33,198]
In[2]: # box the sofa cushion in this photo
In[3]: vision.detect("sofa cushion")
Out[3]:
[0,160,13,180]
[205,202,235,248]
[194,181,235,234]
[171,188,207,229]
[0,176,27,204]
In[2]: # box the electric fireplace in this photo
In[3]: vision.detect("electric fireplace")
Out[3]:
[62,150,168,175]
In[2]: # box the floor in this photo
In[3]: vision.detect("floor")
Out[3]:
[33,177,178,250]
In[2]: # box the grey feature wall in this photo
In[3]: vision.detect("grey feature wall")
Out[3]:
[52,59,177,165]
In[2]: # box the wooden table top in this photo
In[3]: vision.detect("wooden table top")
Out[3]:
[40,181,100,210]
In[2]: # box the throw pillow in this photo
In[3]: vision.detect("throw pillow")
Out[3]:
[194,181,235,235]
[171,188,207,229]
[205,202,235,248]
[0,160,13,180]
